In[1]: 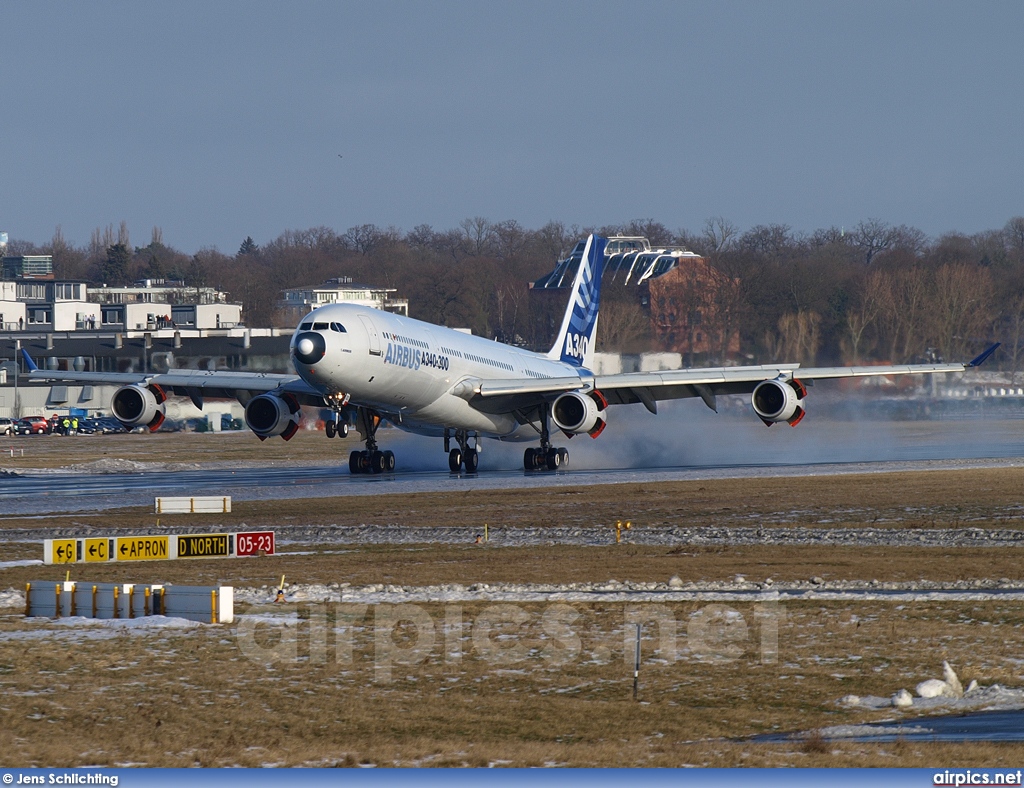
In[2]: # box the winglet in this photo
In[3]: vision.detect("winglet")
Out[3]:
[20,348,38,372]
[968,342,1000,368]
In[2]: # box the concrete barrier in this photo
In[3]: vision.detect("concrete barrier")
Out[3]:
[25,581,233,624]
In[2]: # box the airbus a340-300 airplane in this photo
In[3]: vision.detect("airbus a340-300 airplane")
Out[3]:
[25,235,998,474]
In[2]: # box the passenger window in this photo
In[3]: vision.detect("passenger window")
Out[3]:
[313,322,329,330]
[300,322,313,330]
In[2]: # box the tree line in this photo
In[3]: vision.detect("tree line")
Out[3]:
[8,216,1024,371]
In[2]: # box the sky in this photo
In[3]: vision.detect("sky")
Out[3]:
[1,1,1022,254]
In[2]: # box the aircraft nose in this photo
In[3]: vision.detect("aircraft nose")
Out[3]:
[293,331,326,365]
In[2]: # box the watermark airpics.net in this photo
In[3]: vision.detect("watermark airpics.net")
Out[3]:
[235,601,785,682]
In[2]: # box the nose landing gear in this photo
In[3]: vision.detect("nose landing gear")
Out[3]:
[325,393,351,439]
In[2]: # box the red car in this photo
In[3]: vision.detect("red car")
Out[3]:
[15,416,51,435]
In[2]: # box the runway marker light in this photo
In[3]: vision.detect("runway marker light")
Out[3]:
[275,575,286,603]
[614,520,632,543]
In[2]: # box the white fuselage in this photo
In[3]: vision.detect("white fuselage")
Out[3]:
[289,304,582,440]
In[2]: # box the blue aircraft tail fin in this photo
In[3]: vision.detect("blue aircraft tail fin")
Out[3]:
[20,348,38,372]
[546,234,607,369]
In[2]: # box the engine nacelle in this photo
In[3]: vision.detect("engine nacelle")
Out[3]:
[551,391,607,437]
[751,379,805,426]
[111,384,166,431]
[245,392,301,441]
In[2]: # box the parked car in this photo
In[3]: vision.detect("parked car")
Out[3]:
[75,419,98,435]
[15,416,51,435]
[0,417,14,436]
[90,417,128,434]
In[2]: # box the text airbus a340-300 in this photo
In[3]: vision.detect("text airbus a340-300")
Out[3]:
[25,235,999,474]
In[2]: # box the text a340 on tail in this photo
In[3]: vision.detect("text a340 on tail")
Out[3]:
[25,234,999,474]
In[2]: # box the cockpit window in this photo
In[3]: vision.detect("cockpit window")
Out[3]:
[330,322,347,333]
[312,322,329,330]
[300,322,313,330]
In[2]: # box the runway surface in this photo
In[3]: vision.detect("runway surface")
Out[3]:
[1,410,1022,515]
[0,453,1022,516]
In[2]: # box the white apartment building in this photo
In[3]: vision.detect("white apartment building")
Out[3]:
[279,277,409,322]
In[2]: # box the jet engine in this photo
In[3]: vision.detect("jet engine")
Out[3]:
[751,379,806,426]
[111,384,166,431]
[551,391,607,437]
[244,392,301,441]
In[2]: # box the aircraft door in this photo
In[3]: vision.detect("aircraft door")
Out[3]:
[358,314,382,356]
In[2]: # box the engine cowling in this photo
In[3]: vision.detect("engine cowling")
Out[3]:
[111,384,166,431]
[245,392,301,441]
[551,391,607,437]
[751,379,805,426]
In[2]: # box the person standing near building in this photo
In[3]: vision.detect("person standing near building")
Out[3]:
[61,416,71,436]
[71,416,79,435]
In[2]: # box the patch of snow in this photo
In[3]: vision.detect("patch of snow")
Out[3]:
[0,587,26,607]
[0,559,42,570]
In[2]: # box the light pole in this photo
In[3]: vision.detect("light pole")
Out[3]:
[13,339,19,419]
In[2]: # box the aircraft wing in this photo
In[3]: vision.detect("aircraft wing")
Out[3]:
[24,359,322,404]
[592,360,972,412]
[462,344,998,416]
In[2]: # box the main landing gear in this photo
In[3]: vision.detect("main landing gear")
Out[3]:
[523,402,569,471]
[445,428,480,474]
[525,446,568,471]
[349,408,395,474]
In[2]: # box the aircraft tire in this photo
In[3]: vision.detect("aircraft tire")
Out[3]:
[463,449,479,473]
[339,423,349,438]
[558,448,569,466]
[546,448,560,471]
[383,450,396,472]
[325,421,336,439]
[349,450,363,474]
[371,450,386,473]
[524,448,536,471]
[449,448,463,473]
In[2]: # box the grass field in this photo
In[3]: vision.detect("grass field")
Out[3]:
[2,597,1024,767]
[2,433,1024,766]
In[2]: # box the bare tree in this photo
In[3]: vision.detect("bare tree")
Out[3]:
[929,263,993,361]
[459,217,497,257]
[842,270,886,363]
[702,216,739,254]
[852,218,899,265]
[775,310,821,365]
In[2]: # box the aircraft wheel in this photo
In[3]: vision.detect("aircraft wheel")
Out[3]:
[463,449,479,473]
[558,448,569,466]
[371,450,387,473]
[339,423,349,438]
[325,421,336,439]
[449,448,463,473]
[349,450,363,474]
[546,448,561,471]
[383,450,396,472]
[524,448,536,471]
